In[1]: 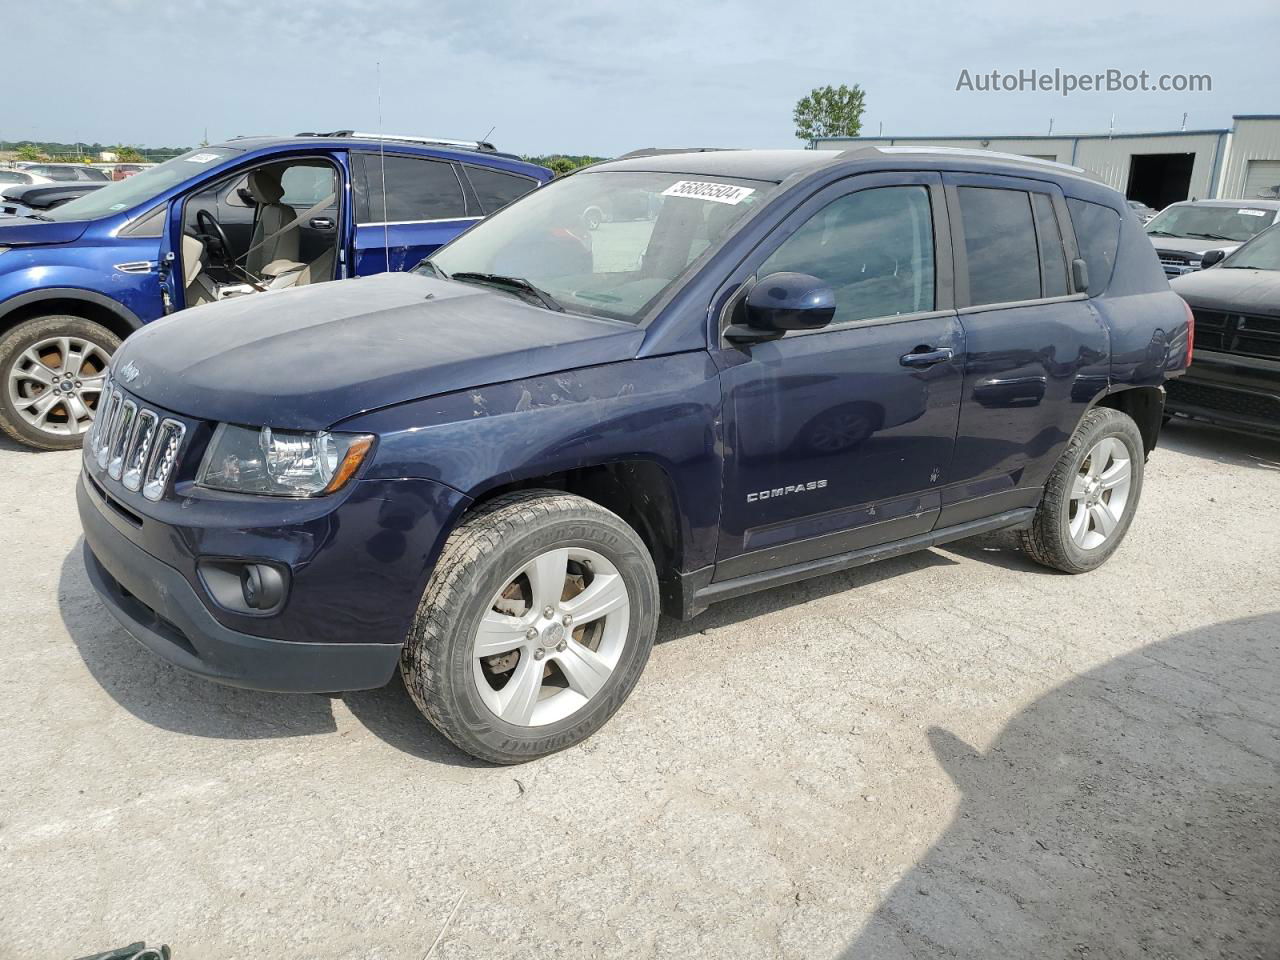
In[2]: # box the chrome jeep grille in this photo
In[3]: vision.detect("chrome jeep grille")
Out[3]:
[88,378,186,502]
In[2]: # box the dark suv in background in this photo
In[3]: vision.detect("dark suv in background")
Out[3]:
[1168,223,1280,436]
[0,133,551,449]
[78,146,1190,763]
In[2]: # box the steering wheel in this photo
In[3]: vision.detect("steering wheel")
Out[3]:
[194,209,235,268]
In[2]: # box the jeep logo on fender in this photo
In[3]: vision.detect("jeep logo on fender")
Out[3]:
[747,480,828,503]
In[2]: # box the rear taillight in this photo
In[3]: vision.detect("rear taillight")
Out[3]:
[1181,297,1195,367]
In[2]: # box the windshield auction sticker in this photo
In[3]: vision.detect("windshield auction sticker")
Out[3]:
[184,152,220,163]
[661,180,755,205]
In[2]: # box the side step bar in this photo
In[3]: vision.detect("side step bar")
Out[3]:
[693,507,1037,611]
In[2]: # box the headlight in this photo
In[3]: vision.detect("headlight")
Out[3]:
[197,424,374,497]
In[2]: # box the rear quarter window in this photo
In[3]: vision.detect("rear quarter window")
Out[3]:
[465,165,539,213]
[1066,198,1121,296]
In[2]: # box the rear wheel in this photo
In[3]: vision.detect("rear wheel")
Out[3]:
[401,490,659,764]
[1020,407,1145,573]
[0,315,118,450]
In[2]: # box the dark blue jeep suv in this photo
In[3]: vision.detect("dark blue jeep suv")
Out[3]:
[77,147,1191,762]
[0,132,551,449]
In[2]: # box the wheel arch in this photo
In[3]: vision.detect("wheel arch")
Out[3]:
[0,289,143,343]
[1093,384,1166,458]
[466,458,686,586]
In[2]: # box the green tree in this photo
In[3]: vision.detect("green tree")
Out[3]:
[793,84,866,143]
[113,145,145,162]
[15,144,45,162]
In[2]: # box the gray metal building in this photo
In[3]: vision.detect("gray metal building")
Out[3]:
[815,115,1280,209]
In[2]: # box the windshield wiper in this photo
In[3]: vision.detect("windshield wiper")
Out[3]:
[24,212,53,221]
[1184,231,1237,241]
[1145,229,1180,237]
[449,272,565,312]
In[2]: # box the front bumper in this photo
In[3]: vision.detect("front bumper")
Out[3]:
[79,474,404,691]
[1164,348,1280,437]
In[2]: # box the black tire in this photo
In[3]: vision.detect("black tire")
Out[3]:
[401,490,659,764]
[1020,407,1145,574]
[0,314,120,451]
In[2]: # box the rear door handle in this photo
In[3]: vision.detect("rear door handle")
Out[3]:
[900,346,954,368]
[310,217,334,231]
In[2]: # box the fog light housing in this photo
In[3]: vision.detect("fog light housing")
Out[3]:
[240,563,285,611]
[197,559,290,616]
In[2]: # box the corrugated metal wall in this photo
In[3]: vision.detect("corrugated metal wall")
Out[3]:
[818,118,1280,202]
[1218,118,1280,199]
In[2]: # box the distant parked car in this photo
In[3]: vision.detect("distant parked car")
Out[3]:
[0,132,552,449]
[1145,199,1280,276]
[1,181,105,218]
[0,168,53,188]
[1167,223,1280,438]
[111,163,153,181]
[1126,199,1158,224]
[18,163,112,183]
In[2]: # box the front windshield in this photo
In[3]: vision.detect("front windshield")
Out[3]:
[1222,224,1280,270]
[1145,204,1276,243]
[41,147,242,222]
[425,170,776,322]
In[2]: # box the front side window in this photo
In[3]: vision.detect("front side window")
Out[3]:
[759,185,936,324]
[427,170,774,323]
[958,186,1041,305]
[354,154,467,223]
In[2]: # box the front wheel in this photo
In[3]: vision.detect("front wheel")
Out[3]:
[1020,407,1145,573]
[0,315,119,450]
[401,490,659,764]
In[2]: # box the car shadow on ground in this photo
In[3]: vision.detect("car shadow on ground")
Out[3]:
[840,611,1280,959]
[56,540,483,767]
[0,433,44,455]
[1160,417,1280,471]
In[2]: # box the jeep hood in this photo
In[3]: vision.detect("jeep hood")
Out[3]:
[113,272,647,430]
[1171,266,1280,318]
[0,216,91,246]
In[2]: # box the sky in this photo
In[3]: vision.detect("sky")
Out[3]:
[6,0,1279,156]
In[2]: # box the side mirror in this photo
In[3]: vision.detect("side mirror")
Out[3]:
[726,272,836,343]
[1199,248,1226,269]
[1071,258,1090,293]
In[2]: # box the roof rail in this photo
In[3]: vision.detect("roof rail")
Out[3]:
[867,145,1089,175]
[295,131,499,153]
[614,147,731,160]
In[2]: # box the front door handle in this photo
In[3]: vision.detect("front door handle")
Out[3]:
[310,217,335,231]
[900,346,954,368]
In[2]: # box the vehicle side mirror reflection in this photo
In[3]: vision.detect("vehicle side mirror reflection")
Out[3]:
[1200,248,1226,269]
[726,272,836,344]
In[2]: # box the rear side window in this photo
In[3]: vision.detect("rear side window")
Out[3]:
[466,165,538,213]
[354,154,467,223]
[760,185,936,324]
[1066,198,1121,296]
[958,186,1040,305]
[1031,193,1069,298]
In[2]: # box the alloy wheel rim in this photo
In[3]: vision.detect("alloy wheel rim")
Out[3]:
[472,546,630,728]
[7,336,111,437]
[1068,436,1132,550]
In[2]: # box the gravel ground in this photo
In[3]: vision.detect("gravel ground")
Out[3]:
[1,419,1277,959]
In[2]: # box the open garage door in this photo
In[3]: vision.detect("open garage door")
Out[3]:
[1126,153,1195,210]
[1244,160,1280,200]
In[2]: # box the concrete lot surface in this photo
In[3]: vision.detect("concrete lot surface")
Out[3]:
[1,420,1277,959]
